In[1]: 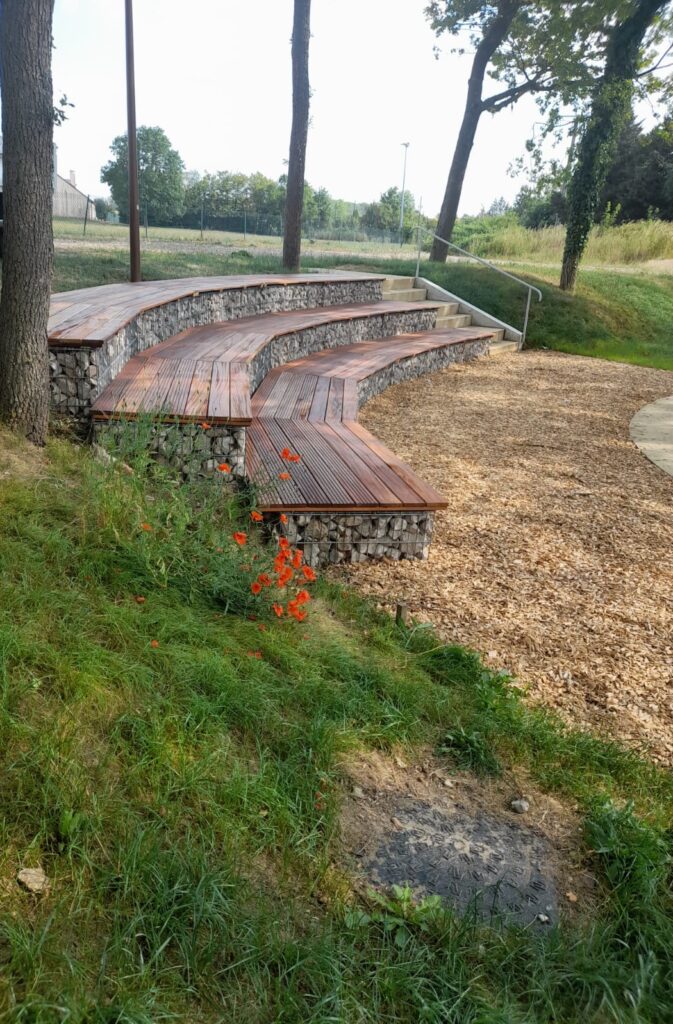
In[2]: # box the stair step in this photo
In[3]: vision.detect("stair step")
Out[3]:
[382,287,427,302]
[381,276,416,291]
[434,302,459,316]
[435,314,473,329]
[489,339,519,355]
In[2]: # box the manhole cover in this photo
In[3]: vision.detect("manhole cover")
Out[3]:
[357,797,558,926]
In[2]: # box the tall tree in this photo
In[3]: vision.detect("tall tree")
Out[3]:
[0,0,55,444]
[282,0,311,272]
[101,126,185,225]
[560,0,671,291]
[426,0,601,262]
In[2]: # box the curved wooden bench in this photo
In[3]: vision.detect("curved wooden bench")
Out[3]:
[248,326,492,513]
[90,300,441,426]
[48,273,385,418]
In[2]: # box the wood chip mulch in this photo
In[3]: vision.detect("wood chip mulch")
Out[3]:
[333,351,673,766]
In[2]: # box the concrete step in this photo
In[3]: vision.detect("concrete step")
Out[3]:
[382,276,416,291]
[489,339,519,355]
[434,302,459,317]
[382,287,427,302]
[435,314,473,329]
[488,328,506,343]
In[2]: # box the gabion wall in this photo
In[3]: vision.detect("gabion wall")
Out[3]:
[272,511,435,568]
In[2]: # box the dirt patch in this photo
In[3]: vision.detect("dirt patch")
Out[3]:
[0,428,47,483]
[339,750,595,927]
[333,351,673,764]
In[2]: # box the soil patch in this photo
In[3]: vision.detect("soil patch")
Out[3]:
[340,751,596,928]
[333,352,673,764]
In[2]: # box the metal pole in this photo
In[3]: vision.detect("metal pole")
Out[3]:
[200,194,204,240]
[83,195,90,236]
[125,0,141,282]
[244,206,247,242]
[522,288,532,348]
[399,142,409,246]
[415,198,423,280]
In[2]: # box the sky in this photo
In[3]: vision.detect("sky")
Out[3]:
[51,0,551,216]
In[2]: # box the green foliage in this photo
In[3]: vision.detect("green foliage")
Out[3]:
[439,726,503,775]
[101,126,185,225]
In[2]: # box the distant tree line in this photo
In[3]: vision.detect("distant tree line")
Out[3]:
[99,126,430,241]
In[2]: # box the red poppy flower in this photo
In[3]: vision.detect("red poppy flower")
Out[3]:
[279,537,290,550]
[218,463,232,474]
[247,650,262,659]
[134,595,146,605]
[288,454,301,463]
[258,573,271,587]
[141,522,153,531]
[302,565,317,581]
[278,472,291,481]
[292,550,303,569]
[150,639,160,648]
[281,447,291,460]
[279,513,288,524]
[295,589,311,605]
[272,603,284,617]
[200,421,211,430]
[233,532,247,546]
[251,581,262,595]
[250,510,263,522]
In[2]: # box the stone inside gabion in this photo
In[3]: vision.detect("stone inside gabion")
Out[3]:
[274,512,435,568]
[93,420,246,480]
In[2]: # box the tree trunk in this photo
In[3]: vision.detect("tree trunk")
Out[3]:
[560,0,668,292]
[430,0,519,262]
[282,0,311,273]
[0,0,55,444]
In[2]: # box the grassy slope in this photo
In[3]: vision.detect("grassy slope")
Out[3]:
[1,430,673,1022]
[53,249,673,371]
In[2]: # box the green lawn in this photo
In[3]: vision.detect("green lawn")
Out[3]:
[52,248,673,371]
[1,422,672,1021]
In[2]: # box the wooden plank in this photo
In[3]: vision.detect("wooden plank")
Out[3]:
[229,362,252,423]
[162,358,198,417]
[183,360,212,419]
[263,417,356,507]
[346,420,446,506]
[207,361,231,421]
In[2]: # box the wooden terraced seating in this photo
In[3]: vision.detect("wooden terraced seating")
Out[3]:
[89,300,441,426]
[47,273,498,564]
[248,326,494,515]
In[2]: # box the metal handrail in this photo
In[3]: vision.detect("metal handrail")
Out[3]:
[417,233,542,347]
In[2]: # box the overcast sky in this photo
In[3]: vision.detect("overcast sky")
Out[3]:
[52,0,553,215]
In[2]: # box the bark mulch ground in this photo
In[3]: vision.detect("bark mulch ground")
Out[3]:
[334,351,673,765]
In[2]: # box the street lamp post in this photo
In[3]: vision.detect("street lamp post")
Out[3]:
[124,0,141,281]
[399,142,410,246]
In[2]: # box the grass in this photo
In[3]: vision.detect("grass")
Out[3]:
[52,246,673,371]
[1,426,673,1021]
[455,217,673,266]
[54,216,422,259]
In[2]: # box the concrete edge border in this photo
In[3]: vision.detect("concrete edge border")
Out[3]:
[416,277,522,345]
[629,396,673,478]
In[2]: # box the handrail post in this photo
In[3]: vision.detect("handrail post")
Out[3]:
[522,288,532,348]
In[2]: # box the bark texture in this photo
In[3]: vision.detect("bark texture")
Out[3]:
[430,0,519,262]
[0,0,55,443]
[559,0,668,292]
[282,0,311,272]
